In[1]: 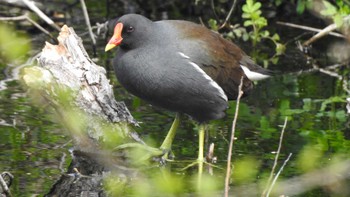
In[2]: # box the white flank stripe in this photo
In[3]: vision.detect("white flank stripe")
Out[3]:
[189,61,228,101]
[240,65,270,81]
[178,52,190,59]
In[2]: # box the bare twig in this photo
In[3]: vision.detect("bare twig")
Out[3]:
[262,117,288,197]
[210,0,219,21]
[224,77,244,197]
[2,0,43,10]
[303,14,350,46]
[0,13,55,39]
[59,152,67,173]
[0,15,27,21]
[206,143,216,163]
[0,172,13,197]
[206,143,216,175]
[22,0,60,31]
[318,67,343,79]
[276,21,345,38]
[80,0,97,55]
[219,0,238,29]
[304,23,339,46]
[266,153,293,196]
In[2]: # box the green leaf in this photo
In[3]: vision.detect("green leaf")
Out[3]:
[260,30,270,37]
[226,31,235,39]
[296,0,306,15]
[275,43,286,55]
[242,12,251,19]
[320,1,337,16]
[256,17,267,24]
[242,4,249,13]
[244,20,253,27]
[252,2,262,12]
[242,33,250,41]
[233,29,242,37]
[208,19,218,31]
[255,10,262,17]
[246,0,254,8]
[334,14,344,27]
[271,56,279,64]
[263,60,269,67]
[272,33,280,41]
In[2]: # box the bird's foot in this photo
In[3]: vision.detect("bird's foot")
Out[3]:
[114,143,174,164]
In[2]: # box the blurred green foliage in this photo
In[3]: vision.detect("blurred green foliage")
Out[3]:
[207,0,285,67]
[320,0,350,27]
[232,156,260,184]
[0,23,30,63]
[1,0,350,196]
[241,0,285,66]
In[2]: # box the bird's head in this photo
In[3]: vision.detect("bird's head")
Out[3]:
[105,14,153,51]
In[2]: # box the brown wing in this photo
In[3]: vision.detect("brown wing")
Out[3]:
[171,21,254,100]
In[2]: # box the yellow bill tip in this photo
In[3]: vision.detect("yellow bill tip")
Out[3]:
[105,43,117,52]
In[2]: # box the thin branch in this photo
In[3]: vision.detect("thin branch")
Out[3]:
[0,15,27,21]
[59,152,67,173]
[303,14,350,46]
[0,172,13,197]
[276,21,345,38]
[210,0,219,21]
[262,117,288,197]
[0,13,56,41]
[22,0,61,31]
[219,0,238,29]
[303,24,339,46]
[2,0,43,10]
[80,0,97,56]
[266,153,293,197]
[318,67,343,79]
[224,76,244,197]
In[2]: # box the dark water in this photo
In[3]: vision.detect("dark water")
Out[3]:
[0,1,349,196]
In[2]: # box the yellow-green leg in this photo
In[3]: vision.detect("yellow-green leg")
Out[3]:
[179,124,206,189]
[197,124,205,162]
[160,113,182,158]
[197,124,205,189]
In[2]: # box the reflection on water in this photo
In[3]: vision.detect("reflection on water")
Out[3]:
[0,79,72,196]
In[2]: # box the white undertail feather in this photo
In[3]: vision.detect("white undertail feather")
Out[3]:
[240,65,270,81]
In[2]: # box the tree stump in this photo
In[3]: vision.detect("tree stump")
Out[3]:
[22,25,143,196]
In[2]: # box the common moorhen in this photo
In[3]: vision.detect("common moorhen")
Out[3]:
[105,14,271,163]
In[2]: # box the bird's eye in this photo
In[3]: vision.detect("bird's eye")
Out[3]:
[126,26,134,33]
